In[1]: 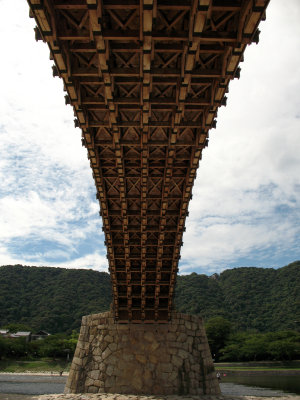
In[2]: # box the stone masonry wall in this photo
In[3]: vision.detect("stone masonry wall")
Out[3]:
[65,311,220,396]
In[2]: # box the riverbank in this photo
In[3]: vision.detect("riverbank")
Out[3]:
[217,370,300,376]
[214,361,300,375]
[0,396,300,400]
[0,359,71,374]
[0,372,68,376]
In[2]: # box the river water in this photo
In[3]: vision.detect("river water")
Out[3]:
[221,374,300,396]
[0,373,299,398]
[0,374,66,397]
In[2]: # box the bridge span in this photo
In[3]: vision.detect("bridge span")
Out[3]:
[28,0,269,323]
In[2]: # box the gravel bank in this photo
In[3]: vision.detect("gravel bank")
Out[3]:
[37,394,300,400]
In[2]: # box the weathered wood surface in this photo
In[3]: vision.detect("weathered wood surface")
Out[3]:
[28,0,269,322]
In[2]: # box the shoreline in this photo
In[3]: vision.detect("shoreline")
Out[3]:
[0,372,69,376]
[36,394,300,400]
[0,395,299,400]
[2,369,300,376]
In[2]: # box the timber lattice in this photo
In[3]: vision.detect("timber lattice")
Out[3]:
[28,0,269,323]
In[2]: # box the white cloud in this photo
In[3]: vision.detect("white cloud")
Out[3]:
[53,252,108,272]
[180,0,300,273]
[0,0,107,269]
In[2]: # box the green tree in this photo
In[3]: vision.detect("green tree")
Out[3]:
[3,323,32,333]
[220,330,300,362]
[205,316,232,361]
[0,336,8,359]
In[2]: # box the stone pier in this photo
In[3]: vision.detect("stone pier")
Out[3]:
[65,311,220,395]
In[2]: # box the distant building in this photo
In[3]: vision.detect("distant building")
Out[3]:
[9,331,32,342]
[31,330,51,341]
[0,329,51,342]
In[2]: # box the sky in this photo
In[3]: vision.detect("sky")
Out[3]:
[0,0,299,276]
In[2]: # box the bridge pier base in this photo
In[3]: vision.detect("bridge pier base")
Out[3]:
[65,311,220,395]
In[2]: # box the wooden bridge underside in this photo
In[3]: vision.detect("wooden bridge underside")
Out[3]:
[28,0,269,322]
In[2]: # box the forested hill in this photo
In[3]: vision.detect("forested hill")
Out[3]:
[0,266,112,334]
[175,261,300,332]
[0,261,299,334]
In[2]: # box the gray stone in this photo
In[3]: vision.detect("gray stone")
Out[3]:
[136,354,147,364]
[89,370,100,380]
[102,347,112,360]
[178,349,188,359]
[105,375,116,388]
[104,334,114,343]
[106,364,114,376]
[122,352,134,361]
[144,331,155,342]
[87,385,98,393]
[172,354,183,367]
[108,342,117,352]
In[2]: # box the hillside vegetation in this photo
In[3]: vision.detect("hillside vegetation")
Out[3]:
[0,266,111,333]
[175,261,300,332]
[0,261,299,334]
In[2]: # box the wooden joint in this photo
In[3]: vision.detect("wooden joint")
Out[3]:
[34,26,43,41]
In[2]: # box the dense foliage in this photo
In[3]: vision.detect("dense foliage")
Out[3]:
[0,261,299,334]
[0,265,112,334]
[175,261,300,332]
[0,331,78,360]
[220,329,300,362]
[205,317,232,360]
[203,316,300,362]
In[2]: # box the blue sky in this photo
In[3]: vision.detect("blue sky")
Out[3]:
[0,0,299,275]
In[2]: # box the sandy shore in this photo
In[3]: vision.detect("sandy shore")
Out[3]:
[0,372,69,376]
[1,395,300,400]
[36,394,300,400]
[217,370,300,376]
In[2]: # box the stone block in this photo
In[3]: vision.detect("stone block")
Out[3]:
[106,364,114,376]
[89,369,100,380]
[166,332,177,341]
[120,333,128,341]
[157,362,172,373]
[72,356,82,366]
[121,352,134,362]
[178,349,188,361]
[105,375,116,388]
[143,330,155,342]
[172,354,183,367]
[102,347,112,360]
[87,385,98,393]
[85,377,95,387]
[167,325,177,332]
[135,354,147,364]
[108,342,117,352]
[104,334,114,343]
[177,332,187,342]
[169,370,178,382]
[148,354,158,364]
[149,340,160,352]
[185,320,192,330]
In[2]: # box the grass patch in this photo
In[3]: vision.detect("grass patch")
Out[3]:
[215,366,300,371]
[214,361,300,371]
[0,358,71,373]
